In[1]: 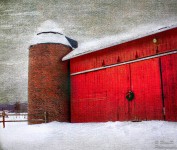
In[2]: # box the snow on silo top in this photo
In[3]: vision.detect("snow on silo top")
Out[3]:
[30,20,78,49]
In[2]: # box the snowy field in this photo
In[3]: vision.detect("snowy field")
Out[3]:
[0,117,177,150]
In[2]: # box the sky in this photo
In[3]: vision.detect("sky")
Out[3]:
[0,0,177,104]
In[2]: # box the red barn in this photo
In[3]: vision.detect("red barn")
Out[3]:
[63,25,177,122]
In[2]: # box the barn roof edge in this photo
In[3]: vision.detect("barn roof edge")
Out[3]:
[62,23,177,61]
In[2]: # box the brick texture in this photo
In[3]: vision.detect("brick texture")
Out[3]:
[28,43,71,124]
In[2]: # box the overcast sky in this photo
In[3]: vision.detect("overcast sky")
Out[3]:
[0,0,177,104]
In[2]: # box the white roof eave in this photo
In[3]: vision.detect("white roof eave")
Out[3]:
[62,23,177,61]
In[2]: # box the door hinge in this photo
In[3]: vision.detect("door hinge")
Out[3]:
[163,107,165,115]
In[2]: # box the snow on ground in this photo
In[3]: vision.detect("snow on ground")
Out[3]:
[0,119,177,150]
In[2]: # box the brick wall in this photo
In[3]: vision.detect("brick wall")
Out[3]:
[28,43,71,124]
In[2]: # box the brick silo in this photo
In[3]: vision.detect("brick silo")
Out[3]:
[28,30,77,124]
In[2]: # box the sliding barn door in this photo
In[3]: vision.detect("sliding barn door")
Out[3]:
[161,54,177,121]
[130,58,164,120]
[71,56,177,122]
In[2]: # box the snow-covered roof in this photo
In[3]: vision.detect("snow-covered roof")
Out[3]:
[31,32,78,49]
[30,20,78,49]
[62,23,177,61]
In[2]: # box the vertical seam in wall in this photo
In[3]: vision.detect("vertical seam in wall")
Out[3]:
[128,64,132,120]
[159,57,165,120]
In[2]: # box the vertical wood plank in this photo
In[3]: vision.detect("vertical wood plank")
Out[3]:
[161,54,177,121]
[130,58,163,120]
[115,65,130,121]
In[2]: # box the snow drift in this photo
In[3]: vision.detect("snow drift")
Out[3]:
[0,121,177,150]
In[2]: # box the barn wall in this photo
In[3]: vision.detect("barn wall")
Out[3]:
[161,53,177,121]
[71,58,164,122]
[70,27,177,74]
[70,27,177,122]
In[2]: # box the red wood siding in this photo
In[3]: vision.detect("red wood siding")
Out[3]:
[130,58,163,120]
[70,27,177,122]
[71,58,164,122]
[161,54,177,121]
[70,28,177,74]
[71,70,109,122]
[111,65,130,121]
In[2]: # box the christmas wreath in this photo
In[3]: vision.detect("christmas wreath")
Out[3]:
[126,91,134,101]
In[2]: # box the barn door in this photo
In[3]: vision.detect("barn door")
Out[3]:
[113,64,130,121]
[130,58,164,120]
[161,53,177,121]
[115,58,164,121]
[71,69,109,122]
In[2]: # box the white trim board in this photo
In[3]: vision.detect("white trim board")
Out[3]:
[71,50,177,76]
